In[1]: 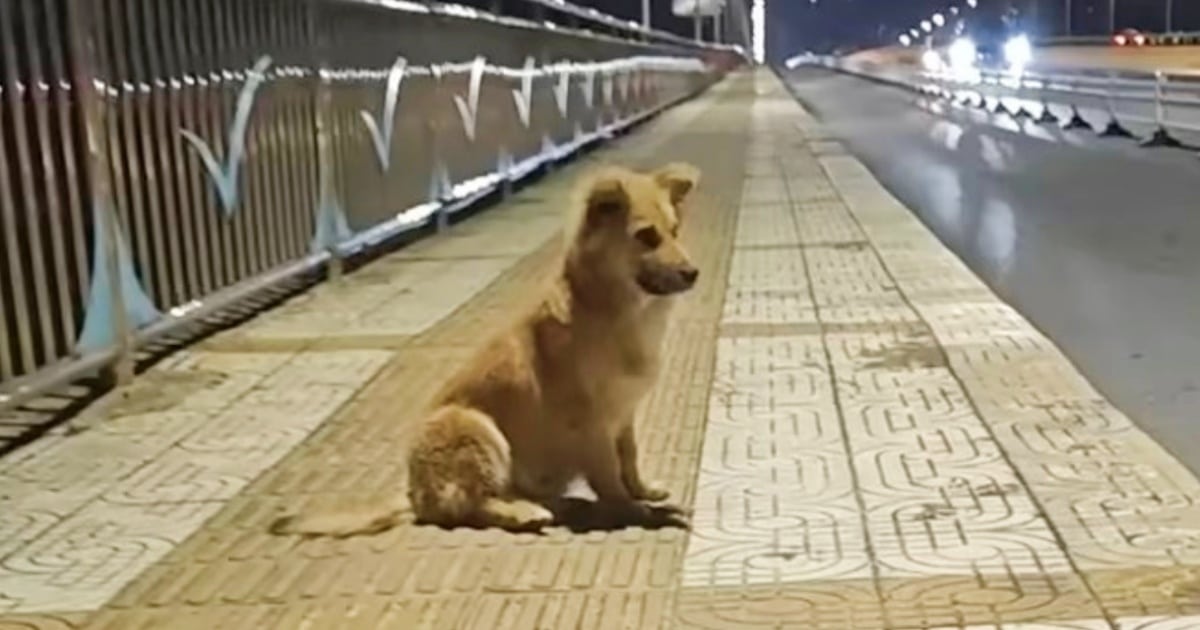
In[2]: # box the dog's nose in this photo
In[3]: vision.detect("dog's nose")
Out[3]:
[679,267,699,286]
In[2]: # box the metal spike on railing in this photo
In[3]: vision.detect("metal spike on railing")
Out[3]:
[1063,105,1092,131]
[1036,103,1059,125]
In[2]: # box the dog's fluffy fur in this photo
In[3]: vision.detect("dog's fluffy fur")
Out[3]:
[270,162,700,537]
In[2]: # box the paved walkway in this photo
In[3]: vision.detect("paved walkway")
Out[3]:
[2,70,1199,630]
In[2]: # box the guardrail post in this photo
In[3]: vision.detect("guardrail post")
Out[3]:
[430,70,450,233]
[1100,71,1134,138]
[1142,70,1181,148]
[1063,77,1092,130]
[310,0,344,282]
[1036,85,1060,125]
[1013,75,1034,120]
[68,0,134,386]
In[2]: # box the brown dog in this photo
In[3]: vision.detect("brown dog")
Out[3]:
[270,162,700,536]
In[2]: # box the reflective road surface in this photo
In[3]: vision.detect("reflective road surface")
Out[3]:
[782,67,1200,475]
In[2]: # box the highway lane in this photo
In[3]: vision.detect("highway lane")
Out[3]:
[849,44,1200,72]
[781,66,1200,475]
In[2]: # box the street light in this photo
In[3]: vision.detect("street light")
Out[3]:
[921,20,932,32]
[932,13,946,27]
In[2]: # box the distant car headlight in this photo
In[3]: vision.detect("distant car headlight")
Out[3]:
[948,37,977,71]
[1003,34,1033,69]
[922,49,943,71]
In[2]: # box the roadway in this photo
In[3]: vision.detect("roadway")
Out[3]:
[781,65,1200,477]
[851,44,1200,72]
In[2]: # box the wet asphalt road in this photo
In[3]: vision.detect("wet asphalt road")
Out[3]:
[780,67,1200,475]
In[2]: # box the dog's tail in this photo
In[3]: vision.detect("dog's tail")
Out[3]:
[268,499,404,538]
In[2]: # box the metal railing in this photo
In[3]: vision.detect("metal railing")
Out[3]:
[1037,32,1200,47]
[816,56,1200,145]
[0,0,743,414]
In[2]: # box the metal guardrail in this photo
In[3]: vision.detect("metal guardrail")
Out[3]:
[815,56,1200,146]
[1037,32,1200,47]
[0,0,743,416]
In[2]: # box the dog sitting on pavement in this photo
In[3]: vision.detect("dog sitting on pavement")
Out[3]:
[270,162,701,536]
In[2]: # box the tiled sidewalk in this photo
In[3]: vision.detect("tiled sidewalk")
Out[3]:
[2,70,1199,630]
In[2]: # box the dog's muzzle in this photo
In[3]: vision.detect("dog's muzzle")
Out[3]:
[637,266,699,295]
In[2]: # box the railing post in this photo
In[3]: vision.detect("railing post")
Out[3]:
[311,0,343,281]
[1143,70,1181,148]
[1154,70,1165,128]
[1100,70,1133,138]
[66,0,134,385]
[1013,73,1034,119]
[430,66,449,233]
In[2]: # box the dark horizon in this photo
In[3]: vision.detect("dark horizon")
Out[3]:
[554,0,1200,65]
[765,0,1200,64]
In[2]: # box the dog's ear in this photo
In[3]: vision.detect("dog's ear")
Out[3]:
[584,170,630,225]
[652,162,700,206]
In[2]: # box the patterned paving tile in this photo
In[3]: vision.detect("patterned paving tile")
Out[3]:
[4,69,1200,629]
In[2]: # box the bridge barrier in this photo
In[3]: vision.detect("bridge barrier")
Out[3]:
[0,0,743,414]
[812,56,1200,150]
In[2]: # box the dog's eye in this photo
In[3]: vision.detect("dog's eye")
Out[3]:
[635,226,661,249]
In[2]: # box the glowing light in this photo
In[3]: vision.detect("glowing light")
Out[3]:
[948,37,976,71]
[921,20,932,32]
[921,49,943,71]
[1003,34,1033,70]
[899,34,912,46]
[966,0,977,7]
[932,13,945,27]
[751,0,765,63]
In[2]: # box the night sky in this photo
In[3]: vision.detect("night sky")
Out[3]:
[570,0,1200,65]
[764,0,1200,63]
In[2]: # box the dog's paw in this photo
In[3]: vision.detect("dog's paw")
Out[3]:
[509,501,556,533]
[635,485,670,502]
[642,502,690,530]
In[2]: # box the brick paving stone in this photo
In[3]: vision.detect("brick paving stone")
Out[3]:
[3,69,1200,629]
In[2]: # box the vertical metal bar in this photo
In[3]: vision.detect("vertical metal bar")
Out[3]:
[67,0,134,384]
[200,0,235,289]
[107,0,155,312]
[17,0,78,351]
[248,0,281,273]
[124,0,171,308]
[0,44,35,377]
[1109,0,1116,34]
[642,0,650,30]
[137,0,185,307]
[693,7,701,42]
[312,0,341,280]
[154,0,201,301]
[178,0,215,296]
[1154,70,1165,129]
[274,0,303,261]
[256,0,285,270]
[1065,0,1071,36]
[42,0,92,315]
[236,0,265,277]
[0,0,57,366]
[293,0,314,258]
[1166,0,1173,33]
[217,0,250,284]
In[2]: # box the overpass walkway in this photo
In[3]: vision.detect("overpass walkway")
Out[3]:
[2,69,1199,630]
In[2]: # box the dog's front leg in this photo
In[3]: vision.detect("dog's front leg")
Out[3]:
[580,427,688,529]
[617,423,669,502]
